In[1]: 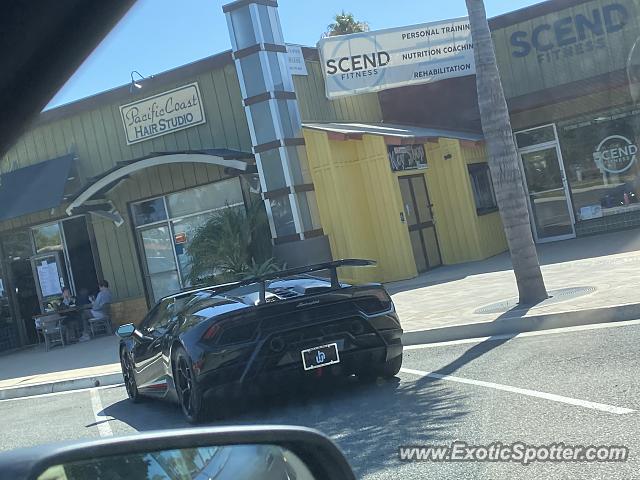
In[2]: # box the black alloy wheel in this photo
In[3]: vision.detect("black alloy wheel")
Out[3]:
[173,346,206,424]
[120,350,141,403]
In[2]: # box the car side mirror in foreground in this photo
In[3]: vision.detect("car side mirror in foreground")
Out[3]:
[116,323,136,338]
[2,426,355,480]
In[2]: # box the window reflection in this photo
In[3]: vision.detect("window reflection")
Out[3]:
[33,223,63,254]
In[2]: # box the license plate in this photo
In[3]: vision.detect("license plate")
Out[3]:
[301,343,340,371]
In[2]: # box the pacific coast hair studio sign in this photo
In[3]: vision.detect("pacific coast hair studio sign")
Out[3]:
[119,82,206,145]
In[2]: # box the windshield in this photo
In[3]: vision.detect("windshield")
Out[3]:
[1,0,638,478]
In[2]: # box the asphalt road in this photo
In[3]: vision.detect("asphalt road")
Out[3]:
[1,321,639,479]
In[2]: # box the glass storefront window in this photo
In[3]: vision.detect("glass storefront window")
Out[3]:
[559,112,640,221]
[172,212,217,287]
[515,125,556,149]
[468,163,498,214]
[132,198,167,226]
[166,178,244,218]
[2,230,33,261]
[32,223,62,254]
[141,226,177,275]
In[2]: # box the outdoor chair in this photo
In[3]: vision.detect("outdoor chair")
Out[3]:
[42,315,65,351]
[88,305,112,338]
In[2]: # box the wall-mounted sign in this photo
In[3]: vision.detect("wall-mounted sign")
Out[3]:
[592,134,638,174]
[174,232,187,244]
[493,0,637,99]
[509,2,628,63]
[318,17,475,99]
[388,144,427,171]
[119,82,206,145]
[286,44,308,76]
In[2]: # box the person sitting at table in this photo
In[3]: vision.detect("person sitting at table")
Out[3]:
[58,287,80,342]
[75,287,90,306]
[79,280,112,342]
[58,287,76,308]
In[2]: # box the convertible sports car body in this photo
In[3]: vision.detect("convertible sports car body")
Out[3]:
[117,259,403,423]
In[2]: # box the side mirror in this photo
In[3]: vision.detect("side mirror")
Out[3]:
[2,426,355,480]
[116,323,136,338]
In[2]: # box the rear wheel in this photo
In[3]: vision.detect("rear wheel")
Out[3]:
[173,346,206,424]
[120,350,142,403]
[358,353,403,382]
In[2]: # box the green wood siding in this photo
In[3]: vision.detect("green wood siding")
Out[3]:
[294,60,383,123]
[492,0,640,99]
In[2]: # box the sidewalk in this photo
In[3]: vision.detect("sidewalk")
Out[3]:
[0,335,121,399]
[388,229,640,341]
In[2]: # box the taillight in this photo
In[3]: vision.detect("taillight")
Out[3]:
[202,323,221,340]
[355,292,393,314]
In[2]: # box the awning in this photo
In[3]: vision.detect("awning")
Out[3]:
[0,153,74,222]
[65,149,255,222]
[302,122,484,143]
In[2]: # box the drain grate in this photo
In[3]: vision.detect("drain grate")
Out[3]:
[474,286,596,315]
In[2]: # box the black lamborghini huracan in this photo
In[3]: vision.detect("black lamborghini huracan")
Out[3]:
[116,259,403,423]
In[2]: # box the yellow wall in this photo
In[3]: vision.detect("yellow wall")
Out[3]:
[302,129,508,283]
[303,130,415,283]
[460,143,508,259]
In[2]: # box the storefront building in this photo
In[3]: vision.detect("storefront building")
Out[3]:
[2,0,630,352]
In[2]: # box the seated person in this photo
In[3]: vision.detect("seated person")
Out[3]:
[79,280,113,341]
[58,287,80,341]
[58,287,76,309]
[75,287,90,306]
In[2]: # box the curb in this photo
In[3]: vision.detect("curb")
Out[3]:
[402,302,640,346]
[0,371,123,401]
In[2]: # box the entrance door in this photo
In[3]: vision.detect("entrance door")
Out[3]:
[519,145,576,242]
[398,175,442,272]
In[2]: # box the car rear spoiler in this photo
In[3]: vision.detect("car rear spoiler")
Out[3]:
[171,259,376,303]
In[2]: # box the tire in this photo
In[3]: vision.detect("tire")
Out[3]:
[120,349,142,403]
[380,353,403,379]
[173,346,207,424]
[358,352,403,382]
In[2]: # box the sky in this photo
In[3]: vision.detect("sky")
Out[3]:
[47,0,542,108]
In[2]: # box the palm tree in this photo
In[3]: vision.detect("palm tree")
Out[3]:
[465,0,548,304]
[324,11,369,37]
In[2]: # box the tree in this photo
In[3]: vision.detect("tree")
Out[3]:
[186,200,279,285]
[465,0,548,304]
[324,11,369,37]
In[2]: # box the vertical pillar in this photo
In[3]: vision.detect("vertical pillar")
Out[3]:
[223,0,330,265]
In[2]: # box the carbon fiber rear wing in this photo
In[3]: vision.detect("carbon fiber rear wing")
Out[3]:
[170,259,376,303]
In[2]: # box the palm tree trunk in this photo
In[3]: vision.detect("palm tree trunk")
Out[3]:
[465,0,548,304]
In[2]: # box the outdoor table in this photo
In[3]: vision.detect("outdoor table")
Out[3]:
[34,305,92,343]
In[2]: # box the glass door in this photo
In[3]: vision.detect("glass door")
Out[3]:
[520,145,576,242]
[398,175,442,272]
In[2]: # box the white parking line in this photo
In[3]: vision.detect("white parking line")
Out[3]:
[90,388,114,437]
[401,367,635,415]
[405,318,640,350]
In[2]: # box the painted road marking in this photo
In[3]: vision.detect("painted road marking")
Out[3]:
[401,367,635,415]
[405,318,640,350]
[0,384,125,403]
[90,388,114,437]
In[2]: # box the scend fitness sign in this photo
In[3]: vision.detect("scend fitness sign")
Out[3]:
[318,17,475,99]
[119,83,206,145]
[509,2,629,64]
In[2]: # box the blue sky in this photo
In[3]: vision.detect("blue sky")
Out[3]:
[48,0,541,108]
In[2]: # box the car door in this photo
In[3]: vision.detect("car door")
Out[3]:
[132,299,174,396]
